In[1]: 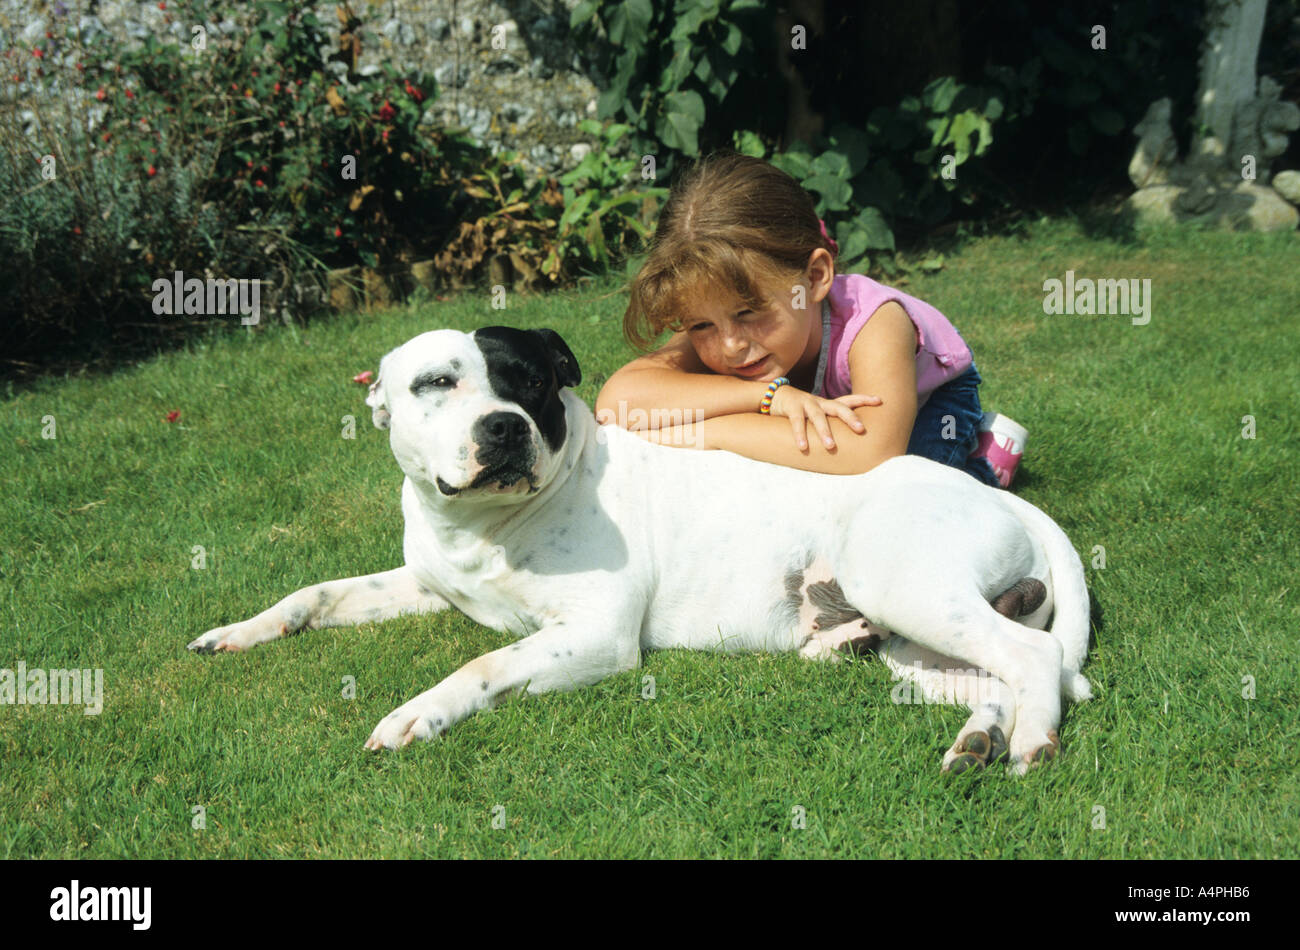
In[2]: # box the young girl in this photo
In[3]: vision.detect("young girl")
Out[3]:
[594,151,1024,488]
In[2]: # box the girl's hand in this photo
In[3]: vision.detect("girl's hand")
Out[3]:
[768,386,882,451]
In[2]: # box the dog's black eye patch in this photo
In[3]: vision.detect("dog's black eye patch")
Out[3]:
[410,371,458,396]
[473,326,571,452]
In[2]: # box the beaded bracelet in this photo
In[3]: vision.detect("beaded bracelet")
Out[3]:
[759,377,790,414]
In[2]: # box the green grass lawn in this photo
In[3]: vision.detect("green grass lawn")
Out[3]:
[3,218,1297,858]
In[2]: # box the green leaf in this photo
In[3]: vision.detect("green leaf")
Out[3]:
[659,47,696,92]
[733,129,766,157]
[692,54,714,87]
[827,124,872,176]
[836,223,869,262]
[659,90,705,155]
[670,7,708,41]
[609,0,653,47]
[597,84,628,121]
[853,206,894,251]
[721,22,743,56]
[569,0,599,29]
[770,154,810,183]
[560,190,595,233]
[803,174,851,212]
[921,76,960,113]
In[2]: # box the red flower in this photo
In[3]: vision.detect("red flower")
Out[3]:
[72,226,82,235]
[254,179,264,187]
[273,81,281,94]
[377,100,395,121]
[334,227,342,238]
[95,87,105,100]
[33,48,43,59]
[352,371,374,385]
[125,89,133,98]
[165,410,180,423]
[147,164,156,176]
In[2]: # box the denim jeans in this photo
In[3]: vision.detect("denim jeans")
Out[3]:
[906,363,1001,487]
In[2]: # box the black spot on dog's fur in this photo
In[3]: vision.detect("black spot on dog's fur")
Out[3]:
[807,579,864,630]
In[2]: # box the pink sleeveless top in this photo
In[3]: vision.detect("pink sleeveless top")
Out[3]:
[814,274,973,406]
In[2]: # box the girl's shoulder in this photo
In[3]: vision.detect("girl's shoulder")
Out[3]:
[826,272,899,331]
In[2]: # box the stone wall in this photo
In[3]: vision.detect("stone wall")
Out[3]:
[2,0,615,181]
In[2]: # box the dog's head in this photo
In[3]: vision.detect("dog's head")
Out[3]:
[365,327,581,503]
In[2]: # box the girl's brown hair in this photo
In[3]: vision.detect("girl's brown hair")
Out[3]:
[621,151,836,350]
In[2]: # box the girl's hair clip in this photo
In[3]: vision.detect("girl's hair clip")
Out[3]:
[818,219,839,256]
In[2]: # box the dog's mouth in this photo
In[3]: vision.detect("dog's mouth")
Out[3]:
[436,465,537,497]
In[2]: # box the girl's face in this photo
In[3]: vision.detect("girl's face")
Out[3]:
[684,281,823,384]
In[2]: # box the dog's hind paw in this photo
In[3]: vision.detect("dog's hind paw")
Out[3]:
[1007,729,1060,775]
[941,724,1008,774]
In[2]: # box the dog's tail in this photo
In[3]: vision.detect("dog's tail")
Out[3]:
[999,492,1094,703]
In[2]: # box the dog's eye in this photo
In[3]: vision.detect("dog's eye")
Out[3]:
[528,376,545,390]
[409,372,457,395]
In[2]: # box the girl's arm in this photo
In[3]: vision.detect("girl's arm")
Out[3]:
[595,331,775,424]
[650,302,919,475]
[596,329,878,438]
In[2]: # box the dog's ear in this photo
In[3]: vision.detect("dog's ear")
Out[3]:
[531,328,581,389]
[364,364,391,430]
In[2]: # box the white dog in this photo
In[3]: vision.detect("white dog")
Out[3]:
[189,326,1092,773]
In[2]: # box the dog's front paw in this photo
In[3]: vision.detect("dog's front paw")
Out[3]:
[187,615,290,653]
[364,699,448,751]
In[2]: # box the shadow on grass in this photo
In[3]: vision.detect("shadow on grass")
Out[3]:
[899,190,1143,265]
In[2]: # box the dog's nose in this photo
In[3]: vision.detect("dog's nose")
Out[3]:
[476,411,529,448]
